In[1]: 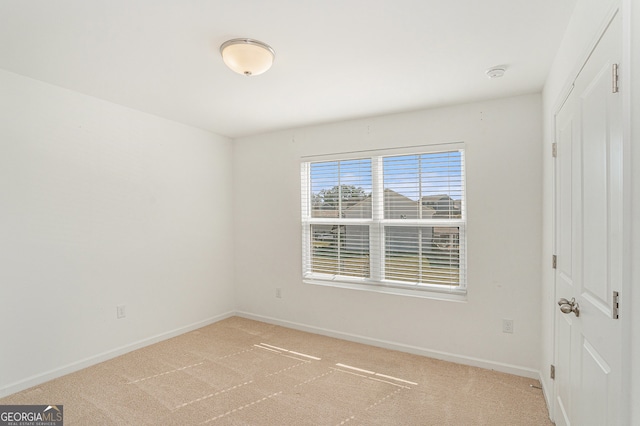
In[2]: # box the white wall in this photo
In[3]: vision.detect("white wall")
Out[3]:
[0,69,235,397]
[540,0,620,415]
[233,94,543,376]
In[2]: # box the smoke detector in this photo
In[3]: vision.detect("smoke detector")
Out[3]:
[486,67,506,79]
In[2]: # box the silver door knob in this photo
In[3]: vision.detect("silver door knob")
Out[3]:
[558,297,580,317]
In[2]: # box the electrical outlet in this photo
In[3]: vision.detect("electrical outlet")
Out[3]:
[275,288,282,299]
[502,319,514,333]
[117,305,126,319]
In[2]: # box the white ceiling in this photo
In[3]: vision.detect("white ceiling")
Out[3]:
[0,0,577,138]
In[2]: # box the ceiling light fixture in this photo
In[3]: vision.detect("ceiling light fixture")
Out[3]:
[220,38,275,76]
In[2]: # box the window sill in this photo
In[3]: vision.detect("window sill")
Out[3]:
[303,277,467,302]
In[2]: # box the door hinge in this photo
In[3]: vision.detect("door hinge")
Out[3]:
[552,143,557,158]
[550,364,556,380]
[612,291,620,319]
[612,63,619,93]
[552,254,557,269]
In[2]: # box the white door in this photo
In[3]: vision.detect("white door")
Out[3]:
[553,11,622,426]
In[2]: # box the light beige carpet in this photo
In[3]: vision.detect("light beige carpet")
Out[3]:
[1,317,552,425]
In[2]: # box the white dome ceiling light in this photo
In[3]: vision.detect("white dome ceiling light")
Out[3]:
[220,38,275,76]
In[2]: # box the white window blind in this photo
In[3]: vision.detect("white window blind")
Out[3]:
[301,147,466,294]
[303,158,372,278]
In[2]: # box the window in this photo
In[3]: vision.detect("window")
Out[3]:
[301,146,466,295]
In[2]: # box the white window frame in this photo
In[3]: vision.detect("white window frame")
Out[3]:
[301,143,467,300]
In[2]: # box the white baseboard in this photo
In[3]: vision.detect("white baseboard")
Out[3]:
[0,311,235,399]
[539,373,555,422]
[236,311,542,380]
